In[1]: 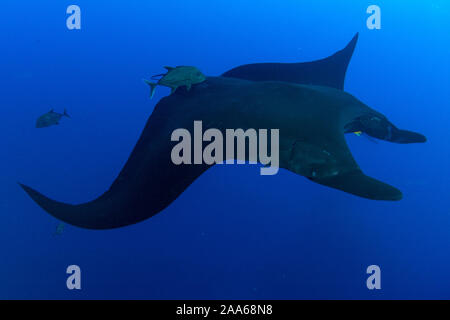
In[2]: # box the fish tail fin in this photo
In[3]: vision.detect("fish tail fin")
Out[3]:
[63,109,71,118]
[143,79,158,99]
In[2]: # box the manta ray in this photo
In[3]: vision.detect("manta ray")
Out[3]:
[19,33,426,230]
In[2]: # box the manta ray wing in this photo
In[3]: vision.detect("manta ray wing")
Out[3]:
[19,102,214,229]
[221,33,359,90]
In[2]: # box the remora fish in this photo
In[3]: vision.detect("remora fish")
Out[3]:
[143,66,206,98]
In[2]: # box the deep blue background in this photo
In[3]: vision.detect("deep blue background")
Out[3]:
[0,0,449,299]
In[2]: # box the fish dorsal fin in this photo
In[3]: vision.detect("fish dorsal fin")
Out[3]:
[164,66,175,71]
[151,73,166,80]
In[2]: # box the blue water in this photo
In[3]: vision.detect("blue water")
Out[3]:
[1,0,449,299]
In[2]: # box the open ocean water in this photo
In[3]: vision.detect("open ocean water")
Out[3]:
[0,0,449,299]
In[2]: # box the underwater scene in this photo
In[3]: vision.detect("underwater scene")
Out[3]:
[1,0,449,300]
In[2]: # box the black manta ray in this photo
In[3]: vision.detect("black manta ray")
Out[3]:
[19,33,426,230]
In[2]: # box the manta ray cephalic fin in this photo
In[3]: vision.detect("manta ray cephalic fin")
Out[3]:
[309,170,403,201]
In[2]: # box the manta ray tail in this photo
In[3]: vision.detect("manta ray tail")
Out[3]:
[221,33,359,90]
